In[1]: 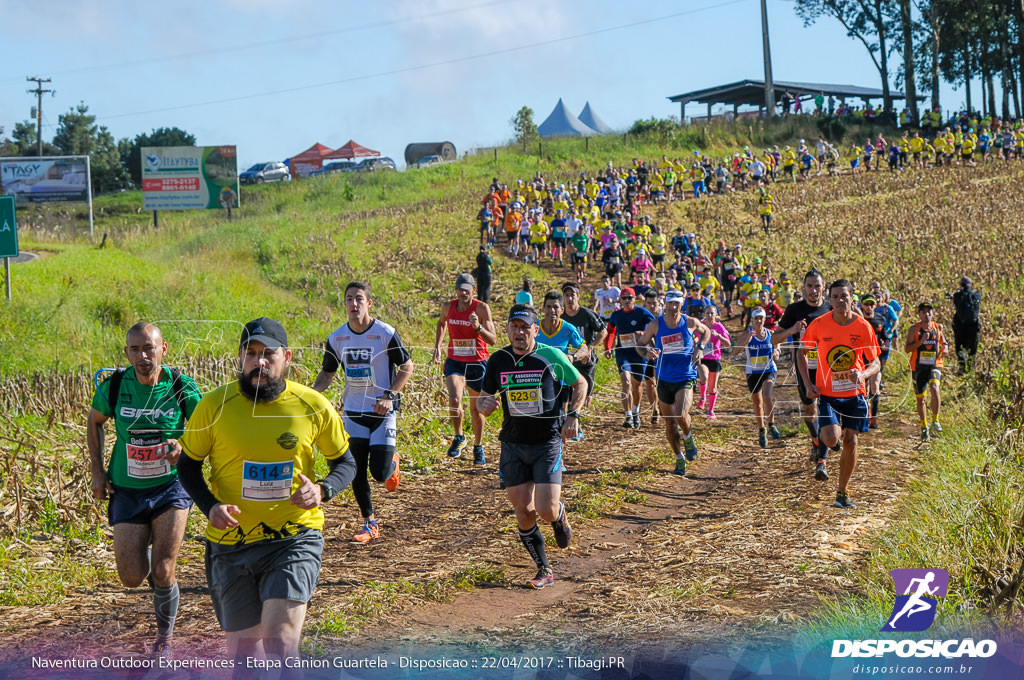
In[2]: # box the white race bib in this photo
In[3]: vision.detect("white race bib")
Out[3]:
[126,429,170,479]
[618,332,637,348]
[452,339,477,357]
[241,460,294,501]
[806,349,818,369]
[661,332,686,354]
[507,388,542,416]
[829,370,856,393]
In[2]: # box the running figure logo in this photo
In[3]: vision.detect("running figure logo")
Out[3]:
[881,568,949,632]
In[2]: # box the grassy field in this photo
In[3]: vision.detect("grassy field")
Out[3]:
[1,121,1023,641]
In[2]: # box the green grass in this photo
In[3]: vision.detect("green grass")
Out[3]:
[800,378,1024,642]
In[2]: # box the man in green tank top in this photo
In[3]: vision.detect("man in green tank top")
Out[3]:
[87,322,202,655]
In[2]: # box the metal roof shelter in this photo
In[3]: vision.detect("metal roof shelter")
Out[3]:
[668,79,922,120]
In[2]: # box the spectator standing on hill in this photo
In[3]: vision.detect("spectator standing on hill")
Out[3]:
[951,276,982,373]
[87,322,203,656]
[313,282,415,542]
[474,246,493,303]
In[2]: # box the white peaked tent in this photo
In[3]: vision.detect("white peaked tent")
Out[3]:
[578,102,612,134]
[538,99,597,137]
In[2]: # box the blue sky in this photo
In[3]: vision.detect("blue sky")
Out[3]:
[1,0,972,171]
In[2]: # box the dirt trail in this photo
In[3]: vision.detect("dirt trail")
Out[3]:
[0,243,924,664]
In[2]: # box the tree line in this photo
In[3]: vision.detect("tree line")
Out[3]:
[0,102,194,195]
[796,0,1024,124]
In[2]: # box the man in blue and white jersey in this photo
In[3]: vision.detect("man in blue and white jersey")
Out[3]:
[314,281,415,543]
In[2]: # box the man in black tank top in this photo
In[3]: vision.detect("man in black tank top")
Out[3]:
[775,269,832,481]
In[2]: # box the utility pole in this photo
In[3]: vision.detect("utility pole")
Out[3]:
[761,0,775,117]
[26,77,54,156]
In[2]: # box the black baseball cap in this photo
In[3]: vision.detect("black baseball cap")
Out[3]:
[508,305,539,325]
[240,317,288,349]
[917,301,934,311]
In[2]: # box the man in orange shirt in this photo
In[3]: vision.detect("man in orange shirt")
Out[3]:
[798,279,880,509]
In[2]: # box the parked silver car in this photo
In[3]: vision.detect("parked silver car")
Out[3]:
[239,162,291,184]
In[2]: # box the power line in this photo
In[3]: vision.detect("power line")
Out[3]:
[0,0,522,84]
[100,0,751,122]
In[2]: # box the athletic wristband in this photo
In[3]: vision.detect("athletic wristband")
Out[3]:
[566,411,580,420]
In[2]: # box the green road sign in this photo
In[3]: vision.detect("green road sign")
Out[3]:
[0,196,17,258]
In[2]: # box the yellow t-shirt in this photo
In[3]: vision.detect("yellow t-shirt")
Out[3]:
[648,233,667,255]
[180,380,350,545]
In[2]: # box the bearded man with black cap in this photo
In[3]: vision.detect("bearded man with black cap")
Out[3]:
[179,317,355,678]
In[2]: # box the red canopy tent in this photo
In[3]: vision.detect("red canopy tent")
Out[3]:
[324,140,380,160]
[288,143,335,178]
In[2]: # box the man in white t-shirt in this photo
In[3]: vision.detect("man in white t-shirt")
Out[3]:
[593,275,621,320]
[565,212,583,239]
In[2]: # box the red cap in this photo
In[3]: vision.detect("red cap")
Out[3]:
[620,287,636,297]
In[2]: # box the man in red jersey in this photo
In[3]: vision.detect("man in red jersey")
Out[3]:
[432,273,497,465]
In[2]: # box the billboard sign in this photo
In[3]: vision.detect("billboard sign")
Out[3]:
[141,146,239,211]
[0,156,90,204]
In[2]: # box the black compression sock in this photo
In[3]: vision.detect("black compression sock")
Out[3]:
[518,524,550,571]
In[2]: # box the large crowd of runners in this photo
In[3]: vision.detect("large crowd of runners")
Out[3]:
[84,118,992,674]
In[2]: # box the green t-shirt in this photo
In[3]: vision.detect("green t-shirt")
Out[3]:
[570,232,590,253]
[91,366,203,489]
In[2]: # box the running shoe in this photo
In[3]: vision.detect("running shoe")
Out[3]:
[384,452,400,492]
[528,568,555,589]
[472,445,486,466]
[707,411,718,421]
[833,492,856,509]
[552,502,572,549]
[683,436,698,461]
[814,462,829,482]
[930,421,943,434]
[758,428,768,449]
[920,427,930,441]
[446,434,466,458]
[868,417,878,429]
[673,457,687,476]
[151,636,172,659]
[651,410,660,425]
[622,415,634,429]
[695,399,706,412]
[631,414,641,430]
[769,424,781,439]
[352,520,379,543]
